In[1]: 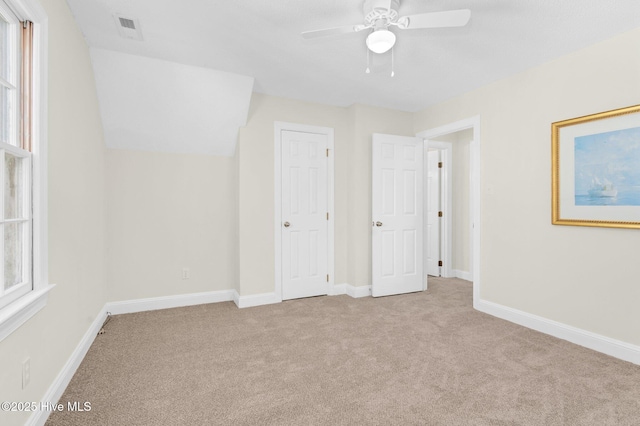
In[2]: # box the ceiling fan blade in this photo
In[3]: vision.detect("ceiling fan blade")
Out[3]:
[301,24,365,39]
[397,9,471,30]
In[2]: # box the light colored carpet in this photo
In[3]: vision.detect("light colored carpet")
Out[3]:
[47,278,640,425]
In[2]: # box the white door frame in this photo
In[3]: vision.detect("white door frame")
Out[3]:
[417,116,481,305]
[274,122,335,301]
[425,141,453,280]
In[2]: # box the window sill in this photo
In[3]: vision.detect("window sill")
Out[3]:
[0,284,55,342]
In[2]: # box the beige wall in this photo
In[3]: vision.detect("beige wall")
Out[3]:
[104,93,416,301]
[452,129,472,273]
[347,104,414,287]
[0,0,107,424]
[106,150,237,301]
[237,94,350,295]
[232,148,240,294]
[414,27,640,346]
[102,93,416,300]
[237,95,415,296]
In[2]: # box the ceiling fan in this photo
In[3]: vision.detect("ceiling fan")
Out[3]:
[302,0,471,55]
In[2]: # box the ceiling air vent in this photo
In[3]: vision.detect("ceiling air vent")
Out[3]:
[119,17,135,30]
[113,14,143,41]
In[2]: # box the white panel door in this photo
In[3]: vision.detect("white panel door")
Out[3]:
[426,150,441,276]
[372,133,424,297]
[281,131,329,300]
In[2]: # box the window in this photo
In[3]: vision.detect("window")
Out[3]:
[0,3,31,309]
[0,0,50,342]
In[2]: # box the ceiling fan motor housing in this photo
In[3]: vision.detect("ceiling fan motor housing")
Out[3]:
[364,0,400,27]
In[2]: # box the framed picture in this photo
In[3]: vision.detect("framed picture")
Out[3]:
[552,104,640,229]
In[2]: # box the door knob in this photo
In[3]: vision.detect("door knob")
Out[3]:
[375,221,383,227]
[283,222,290,228]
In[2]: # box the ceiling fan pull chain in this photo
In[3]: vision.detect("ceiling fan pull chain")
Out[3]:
[366,48,371,74]
[391,47,395,77]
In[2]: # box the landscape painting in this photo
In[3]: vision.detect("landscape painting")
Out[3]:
[574,126,640,206]
[552,104,640,229]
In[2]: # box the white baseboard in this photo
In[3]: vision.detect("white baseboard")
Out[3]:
[233,291,281,309]
[329,283,371,298]
[235,283,372,306]
[475,299,640,366]
[346,284,372,298]
[105,290,235,315]
[27,307,108,426]
[329,283,347,296]
[453,269,473,281]
[234,283,373,305]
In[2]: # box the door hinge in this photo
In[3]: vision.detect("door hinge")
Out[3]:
[438,260,443,267]
[326,148,329,157]
[438,211,443,217]
[326,274,329,282]
[438,161,443,168]
[326,212,329,220]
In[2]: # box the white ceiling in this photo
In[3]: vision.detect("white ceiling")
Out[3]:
[67,0,640,112]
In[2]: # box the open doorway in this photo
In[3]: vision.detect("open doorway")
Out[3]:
[426,130,473,281]
[426,146,443,277]
[417,116,480,302]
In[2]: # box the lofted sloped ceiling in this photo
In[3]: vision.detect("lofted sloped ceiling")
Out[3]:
[67,0,640,154]
[90,48,253,156]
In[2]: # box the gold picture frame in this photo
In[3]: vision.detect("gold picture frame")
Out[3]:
[552,104,640,229]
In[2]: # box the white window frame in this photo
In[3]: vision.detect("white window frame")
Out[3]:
[0,0,51,342]
[0,1,20,145]
[0,145,33,309]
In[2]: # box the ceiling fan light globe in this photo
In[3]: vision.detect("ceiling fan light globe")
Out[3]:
[366,29,396,54]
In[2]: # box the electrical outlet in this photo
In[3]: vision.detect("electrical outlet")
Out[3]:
[182,267,190,280]
[22,358,30,389]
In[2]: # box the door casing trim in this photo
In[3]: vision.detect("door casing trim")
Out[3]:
[417,115,481,304]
